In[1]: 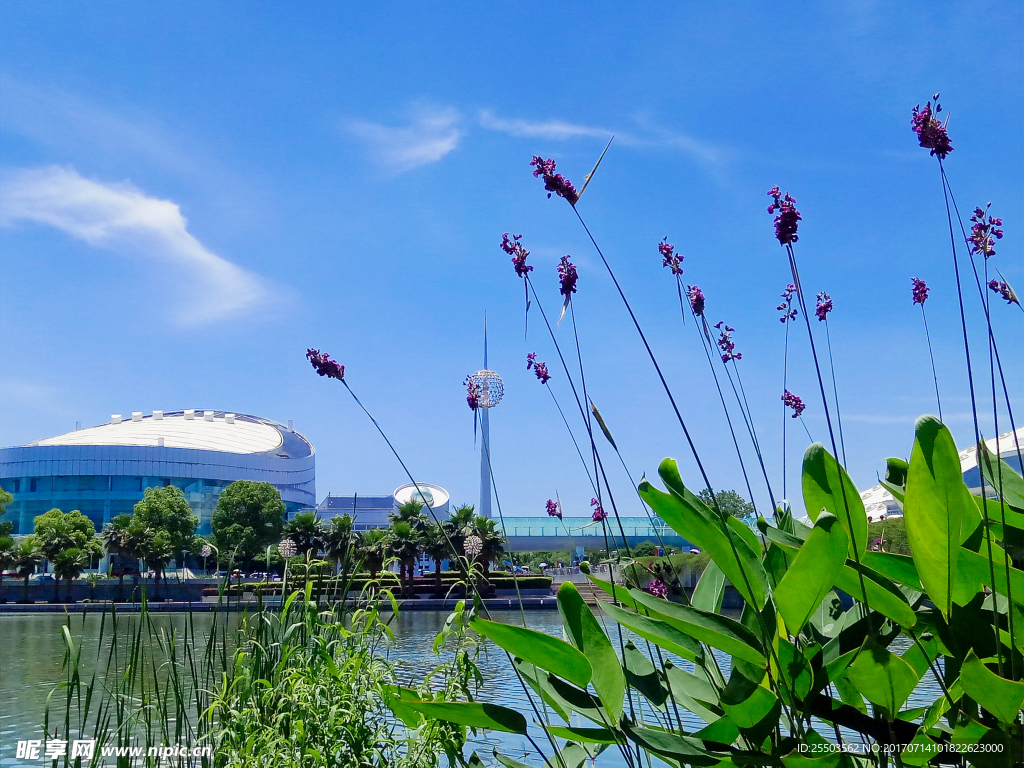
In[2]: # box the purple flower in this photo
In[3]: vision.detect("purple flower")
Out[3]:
[590,498,607,522]
[501,233,534,278]
[647,577,668,599]
[777,284,797,323]
[534,361,551,384]
[546,499,561,520]
[526,352,537,370]
[767,186,802,245]
[988,279,1019,306]
[969,204,1003,260]
[558,256,579,298]
[815,292,833,322]
[464,376,481,411]
[306,349,345,381]
[782,390,806,418]
[530,156,579,205]
[659,238,683,276]
[688,285,705,316]
[911,277,930,306]
[911,96,953,160]
[713,322,742,362]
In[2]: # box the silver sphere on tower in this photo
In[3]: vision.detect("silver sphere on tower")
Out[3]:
[467,369,504,409]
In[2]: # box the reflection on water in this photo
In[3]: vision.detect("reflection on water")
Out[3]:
[0,610,942,767]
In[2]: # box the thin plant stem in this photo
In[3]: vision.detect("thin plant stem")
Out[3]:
[920,304,943,421]
[823,318,847,467]
[783,315,791,499]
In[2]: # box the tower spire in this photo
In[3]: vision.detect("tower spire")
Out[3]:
[479,316,492,518]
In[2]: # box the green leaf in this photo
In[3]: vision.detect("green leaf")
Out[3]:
[663,661,724,723]
[620,721,725,766]
[584,574,639,610]
[959,649,1024,724]
[978,439,1024,511]
[802,443,868,559]
[557,582,625,723]
[904,416,977,619]
[398,700,527,734]
[629,587,766,666]
[691,559,726,612]
[621,642,667,709]
[693,717,739,746]
[846,640,919,719]
[640,459,768,608]
[512,658,568,721]
[547,726,617,744]
[381,685,425,727]
[721,667,779,730]
[599,600,703,663]
[951,718,1013,768]
[861,551,923,591]
[775,512,849,633]
[471,616,592,687]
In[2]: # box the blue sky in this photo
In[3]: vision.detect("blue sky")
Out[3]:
[1,2,1021,519]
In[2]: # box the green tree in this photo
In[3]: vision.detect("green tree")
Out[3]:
[99,514,138,597]
[283,511,325,557]
[51,547,90,602]
[0,535,15,603]
[323,513,356,572]
[387,520,421,597]
[356,528,388,580]
[0,487,13,537]
[138,528,175,600]
[34,509,103,600]
[421,521,451,597]
[471,516,505,584]
[631,540,658,558]
[211,481,285,568]
[132,485,198,561]
[14,537,43,602]
[696,488,756,518]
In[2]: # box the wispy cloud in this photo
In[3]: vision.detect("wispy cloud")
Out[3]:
[478,110,613,141]
[345,106,462,173]
[0,166,270,325]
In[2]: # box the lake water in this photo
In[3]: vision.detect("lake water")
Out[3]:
[0,609,941,767]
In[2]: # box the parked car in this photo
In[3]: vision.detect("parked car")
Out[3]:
[28,573,56,583]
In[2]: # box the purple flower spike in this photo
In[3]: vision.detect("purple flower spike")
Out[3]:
[546,499,562,520]
[534,361,551,384]
[530,156,579,205]
[911,95,953,159]
[777,284,797,323]
[307,349,345,381]
[558,255,579,297]
[782,390,806,418]
[988,279,1019,306]
[590,498,607,522]
[688,285,705,316]
[647,577,668,599]
[815,292,833,322]
[501,232,534,278]
[767,186,802,245]
[659,238,683,275]
[464,376,481,411]
[526,352,537,370]
[911,277,930,306]
[969,204,1003,260]
[714,322,742,362]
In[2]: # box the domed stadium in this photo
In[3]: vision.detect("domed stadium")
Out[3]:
[0,410,315,536]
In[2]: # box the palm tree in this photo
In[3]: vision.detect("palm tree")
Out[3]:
[356,528,388,581]
[51,547,90,603]
[0,536,15,604]
[139,529,174,601]
[472,516,505,585]
[387,520,421,597]
[100,514,135,599]
[14,537,43,602]
[420,522,451,598]
[323,513,356,573]
[283,512,325,558]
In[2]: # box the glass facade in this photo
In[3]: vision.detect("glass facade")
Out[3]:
[0,419,315,536]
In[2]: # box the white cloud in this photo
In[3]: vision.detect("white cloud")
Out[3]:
[345,106,462,173]
[0,166,270,325]
[478,110,613,141]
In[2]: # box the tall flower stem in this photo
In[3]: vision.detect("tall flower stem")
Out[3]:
[822,318,847,466]
[571,207,802,736]
[782,315,791,499]
[919,304,943,421]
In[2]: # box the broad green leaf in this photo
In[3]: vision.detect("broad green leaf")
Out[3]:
[663,661,723,723]
[691,559,726,612]
[471,616,592,687]
[951,718,1012,768]
[622,641,667,709]
[899,733,941,768]
[629,587,766,666]
[846,640,919,719]
[693,717,739,746]
[782,752,842,768]
[885,457,909,489]
[722,680,779,731]
[399,700,527,733]
[620,721,725,766]
[904,416,975,619]
[861,551,923,591]
[547,726,617,744]
[512,658,569,721]
[381,685,426,727]
[584,573,639,610]
[557,582,625,723]
[514,658,609,725]
[777,639,814,702]
[978,439,1024,511]
[775,512,849,632]
[802,443,867,559]
[640,459,768,608]
[833,674,866,714]
[599,601,703,662]
[959,649,1024,724]
[806,590,845,641]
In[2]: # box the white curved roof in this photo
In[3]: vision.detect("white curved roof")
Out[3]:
[38,412,283,455]
[393,482,450,508]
